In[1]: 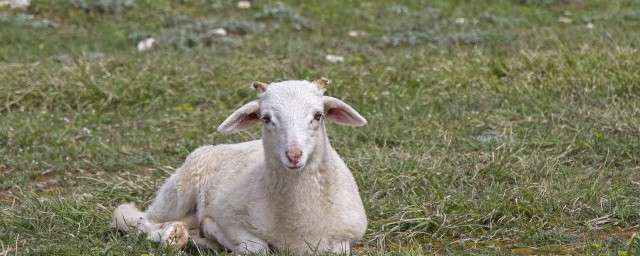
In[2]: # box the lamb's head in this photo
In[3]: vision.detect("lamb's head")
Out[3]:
[218,78,367,170]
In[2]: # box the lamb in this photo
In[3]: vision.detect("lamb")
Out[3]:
[111,78,368,254]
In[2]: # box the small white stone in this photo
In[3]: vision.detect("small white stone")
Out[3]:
[237,1,251,9]
[325,55,344,63]
[348,30,367,37]
[586,22,594,29]
[211,28,227,36]
[454,18,466,24]
[0,0,30,9]
[137,38,155,52]
[559,17,572,24]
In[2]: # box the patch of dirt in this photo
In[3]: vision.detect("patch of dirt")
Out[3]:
[29,169,62,188]
[596,228,638,241]
[0,191,17,206]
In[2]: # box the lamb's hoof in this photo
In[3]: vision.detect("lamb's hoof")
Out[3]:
[160,221,189,249]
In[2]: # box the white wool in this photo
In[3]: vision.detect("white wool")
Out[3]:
[112,79,367,254]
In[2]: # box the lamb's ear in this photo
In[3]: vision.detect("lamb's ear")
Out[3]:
[323,96,367,126]
[218,100,261,134]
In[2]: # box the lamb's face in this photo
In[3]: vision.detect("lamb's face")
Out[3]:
[217,78,367,170]
[258,81,325,170]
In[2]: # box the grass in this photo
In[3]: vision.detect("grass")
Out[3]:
[1,0,640,255]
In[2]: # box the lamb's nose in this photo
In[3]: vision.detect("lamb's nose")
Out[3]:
[286,148,302,164]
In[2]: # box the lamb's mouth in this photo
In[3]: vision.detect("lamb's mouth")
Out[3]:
[285,163,304,170]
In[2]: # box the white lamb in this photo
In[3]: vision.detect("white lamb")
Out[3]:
[111,78,368,254]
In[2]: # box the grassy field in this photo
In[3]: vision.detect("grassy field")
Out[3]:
[1,0,640,255]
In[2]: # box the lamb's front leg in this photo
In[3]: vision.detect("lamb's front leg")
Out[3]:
[112,203,190,249]
[200,217,269,254]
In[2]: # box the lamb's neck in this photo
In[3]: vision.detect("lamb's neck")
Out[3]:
[265,139,336,213]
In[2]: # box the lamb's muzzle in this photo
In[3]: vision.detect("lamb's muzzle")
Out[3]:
[285,144,303,167]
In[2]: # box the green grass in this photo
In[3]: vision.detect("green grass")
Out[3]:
[1,0,640,255]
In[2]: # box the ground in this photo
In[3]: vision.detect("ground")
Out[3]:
[1,0,639,255]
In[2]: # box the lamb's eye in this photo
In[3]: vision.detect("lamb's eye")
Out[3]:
[262,116,271,124]
[313,112,323,121]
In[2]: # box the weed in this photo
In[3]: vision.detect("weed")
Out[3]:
[254,2,312,30]
[67,0,134,15]
[0,12,57,28]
